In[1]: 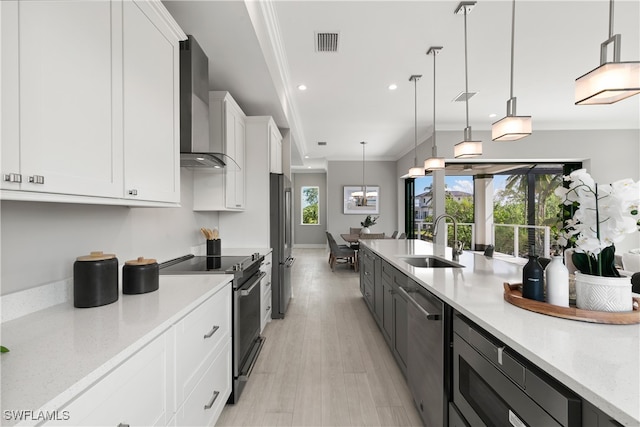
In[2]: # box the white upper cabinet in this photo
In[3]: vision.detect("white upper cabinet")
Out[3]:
[122,0,181,204]
[1,0,122,198]
[193,92,246,211]
[269,126,283,174]
[0,0,184,206]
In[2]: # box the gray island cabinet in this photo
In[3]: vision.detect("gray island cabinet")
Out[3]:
[358,239,638,427]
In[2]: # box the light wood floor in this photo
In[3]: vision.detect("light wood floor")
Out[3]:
[218,248,422,427]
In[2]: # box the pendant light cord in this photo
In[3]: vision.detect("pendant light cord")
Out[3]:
[509,0,516,99]
[414,77,418,167]
[609,0,614,38]
[361,141,366,201]
[432,51,437,156]
[463,8,470,130]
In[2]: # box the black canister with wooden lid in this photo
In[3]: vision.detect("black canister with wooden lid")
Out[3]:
[123,257,159,295]
[74,251,119,308]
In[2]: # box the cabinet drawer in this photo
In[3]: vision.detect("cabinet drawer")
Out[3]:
[363,280,374,310]
[47,333,169,426]
[381,260,394,282]
[176,340,231,427]
[176,284,231,403]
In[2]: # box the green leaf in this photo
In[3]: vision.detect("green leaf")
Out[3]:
[1,346,9,353]
[572,246,620,277]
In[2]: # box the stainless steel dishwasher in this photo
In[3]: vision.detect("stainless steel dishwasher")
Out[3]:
[399,282,445,427]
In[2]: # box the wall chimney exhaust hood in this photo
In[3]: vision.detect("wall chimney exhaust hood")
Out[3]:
[179,35,235,169]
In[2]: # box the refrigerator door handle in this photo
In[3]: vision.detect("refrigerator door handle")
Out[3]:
[285,257,295,267]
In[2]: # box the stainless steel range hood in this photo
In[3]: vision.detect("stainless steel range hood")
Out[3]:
[179,35,231,169]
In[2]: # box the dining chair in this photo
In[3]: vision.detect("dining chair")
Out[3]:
[390,230,398,239]
[350,227,362,235]
[326,232,358,271]
[398,233,406,239]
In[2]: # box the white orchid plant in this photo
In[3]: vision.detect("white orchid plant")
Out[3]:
[555,169,640,277]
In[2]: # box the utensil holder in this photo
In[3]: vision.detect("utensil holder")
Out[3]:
[207,239,221,256]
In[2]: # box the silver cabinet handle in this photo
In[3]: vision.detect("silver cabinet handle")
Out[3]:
[204,390,220,410]
[117,423,130,427]
[4,173,22,183]
[203,325,219,339]
[398,287,441,320]
[128,189,138,196]
[28,175,44,184]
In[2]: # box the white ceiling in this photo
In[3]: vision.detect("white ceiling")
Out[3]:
[163,0,640,171]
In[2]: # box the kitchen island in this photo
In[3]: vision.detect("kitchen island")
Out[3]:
[360,239,639,426]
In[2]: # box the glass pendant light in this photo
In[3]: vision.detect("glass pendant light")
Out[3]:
[424,46,445,171]
[492,0,532,141]
[575,0,640,105]
[408,74,425,178]
[453,1,482,159]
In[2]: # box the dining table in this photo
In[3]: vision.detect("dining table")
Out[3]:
[340,233,361,244]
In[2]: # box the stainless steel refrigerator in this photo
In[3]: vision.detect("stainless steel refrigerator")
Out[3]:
[270,173,294,318]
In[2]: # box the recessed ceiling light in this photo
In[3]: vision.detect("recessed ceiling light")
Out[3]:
[489,113,497,118]
[304,155,309,159]
[388,83,398,90]
[307,166,311,169]
[297,84,307,91]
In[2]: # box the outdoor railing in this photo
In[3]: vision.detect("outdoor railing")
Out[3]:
[413,221,550,259]
[413,221,475,250]
[492,223,550,259]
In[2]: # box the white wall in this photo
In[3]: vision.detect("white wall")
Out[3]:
[0,169,220,295]
[327,160,398,240]
[396,129,640,252]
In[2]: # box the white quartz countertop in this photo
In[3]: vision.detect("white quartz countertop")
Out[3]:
[0,274,233,424]
[361,239,640,426]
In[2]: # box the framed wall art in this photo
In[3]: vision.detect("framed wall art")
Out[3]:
[343,185,379,214]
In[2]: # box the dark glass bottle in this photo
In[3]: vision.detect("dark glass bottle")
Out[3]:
[522,249,544,301]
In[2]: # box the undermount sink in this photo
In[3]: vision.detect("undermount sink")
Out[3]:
[400,256,464,269]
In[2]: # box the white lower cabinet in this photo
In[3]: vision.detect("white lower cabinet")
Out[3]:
[44,281,232,427]
[175,284,231,404]
[175,341,231,427]
[260,252,273,332]
[46,333,172,427]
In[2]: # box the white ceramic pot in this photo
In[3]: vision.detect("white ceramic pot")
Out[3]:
[361,227,371,234]
[574,272,632,312]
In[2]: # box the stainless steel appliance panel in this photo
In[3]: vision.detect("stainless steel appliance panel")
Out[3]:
[401,284,445,427]
[452,313,581,427]
[270,173,294,318]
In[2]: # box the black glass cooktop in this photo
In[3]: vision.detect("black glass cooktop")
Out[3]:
[159,255,252,274]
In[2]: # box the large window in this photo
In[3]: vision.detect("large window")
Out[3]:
[301,186,319,225]
[493,168,563,257]
[413,175,474,248]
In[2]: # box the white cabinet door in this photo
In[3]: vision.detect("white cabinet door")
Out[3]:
[2,0,122,197]
[193,92,245,211]
[46,333,171,427]
[122,0,180,203]
[226,102,246,209]
[269,125,283,174]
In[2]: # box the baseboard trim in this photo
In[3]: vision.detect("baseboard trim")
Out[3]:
[293,244,327,249]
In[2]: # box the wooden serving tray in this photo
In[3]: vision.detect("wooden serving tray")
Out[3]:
[503,283,640,325]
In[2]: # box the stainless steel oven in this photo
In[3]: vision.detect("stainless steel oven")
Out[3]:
[159,253,265,404]
[451,312,581,427]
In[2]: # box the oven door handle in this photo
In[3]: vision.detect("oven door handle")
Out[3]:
[239,271,266,297]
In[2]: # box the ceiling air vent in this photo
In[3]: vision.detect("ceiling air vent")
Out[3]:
[453,91,477,102]
[315,32,339,52]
